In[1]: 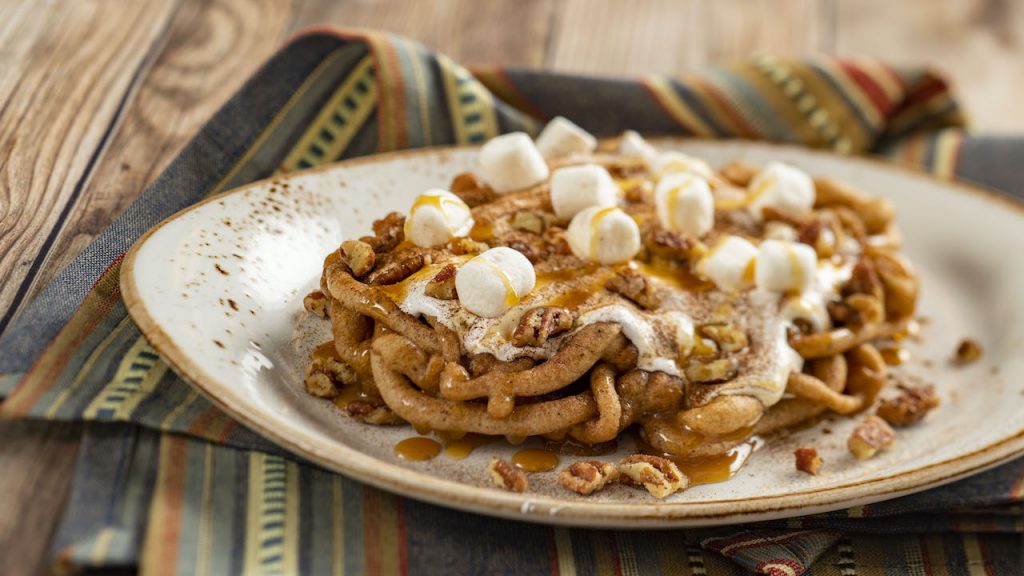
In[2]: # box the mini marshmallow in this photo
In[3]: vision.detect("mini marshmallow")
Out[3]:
[566,206,641,265]
[653,151,714,180]
[747,161,815,219]
[404,190,474,248]
[654,173,714,237]
[455,247,536,318]
[619,130,658,163]
[535,116,597,159]
[550,164,619,220]
[781,294,830,332]
[754,239,817,293]
[479,132,550,194]
[698,235,758,292]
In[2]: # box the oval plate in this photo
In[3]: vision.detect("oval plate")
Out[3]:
[121,140,1024,528]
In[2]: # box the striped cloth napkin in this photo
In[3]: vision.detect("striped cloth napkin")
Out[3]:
[2,28,1023,575]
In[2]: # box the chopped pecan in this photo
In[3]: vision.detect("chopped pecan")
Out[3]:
[828,294,884,328]
[424,264,458,300]
[346,400,404,425]
[644,230,703,261]
[719,161,758,186]
[953,338,983,365]
[794,447,823,475]
[559,461,619,495]
[542,226,573,256]
[606,268,660,309]
[684,357,739,384]
[843,259,885,302]
[797,218,838,258]
[448,237,489,255]
[510,210,552,235]
[303,371,337,398]
[450,172,497,207]
[488,457,528,492]
[366,253,427,285]
[303,290,329,318]
[511,307,575,347]
[341,239,376,278]
[361,212,405,253]
[504,239,545,263]
[848,415,896,460]
[618,454,688,498]
[698,324,748,353]
[303,356,358,398]
[876,385,940,427]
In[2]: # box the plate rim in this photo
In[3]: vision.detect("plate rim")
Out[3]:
[120,139,1024,527]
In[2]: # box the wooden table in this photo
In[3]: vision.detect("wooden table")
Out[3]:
[2,1,1021,573]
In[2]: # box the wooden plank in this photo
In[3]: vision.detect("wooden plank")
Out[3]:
[546,0,827,75]
[0,0,179,331]
[19,0,302,307]
[0,421,84,576]
[836,0,1024,132]
[546,0,701,74]
[699,0,829,63]
[290,0,559,67]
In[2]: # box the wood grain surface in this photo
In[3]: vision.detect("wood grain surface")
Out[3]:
[1,0,1021,571]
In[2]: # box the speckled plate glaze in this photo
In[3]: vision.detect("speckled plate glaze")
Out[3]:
[121,140,1024,527]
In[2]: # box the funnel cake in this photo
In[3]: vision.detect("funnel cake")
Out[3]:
[303,129,922,490]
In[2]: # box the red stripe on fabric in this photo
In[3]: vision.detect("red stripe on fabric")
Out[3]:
[153,437,188,576]
[1009,470,1024,499]
[608,532,623,576]
[919,534,934,576]
[548,528,560,576]
[695,78,760,138]
[3,254,126,415]
[898,76,948,112]
[641,79,697,136]
[217,420,239,443]
[979,536,996,576]
[363,489,381,575]
[474,67,547,121]
[384,40,408,150]
[705,530,827,556]
[836,60,893,116]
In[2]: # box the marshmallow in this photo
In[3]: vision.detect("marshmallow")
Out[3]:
[653,151,714,181]
[566,206,641,265]
[455,247,536,318]
[781,294,830,332]
[404,190,474,248]
[654,173,714,237]
[535,116,597,159]
[698,235,758,292]
[619,130,658,162]
[550,164,619,220]
[754,239,817,293]
[747,161,815,219]
[479,132,549,194]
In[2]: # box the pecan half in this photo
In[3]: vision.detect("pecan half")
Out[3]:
[303,355,358,398]
[511,307,575,347]
[953,338,983,365]
[794,447,822,475]
[346,400,405,425]
[510,210,552,235]
[341,239,376,278]
[360,212,405,253]
[559,461,619,495]
[303,290,329,318]
[424,264,458,300]
[450,172,497,207]
[876,385,940,427]
[848,415,896,460]
[606,268,660,309]
[618,454,688,498]
[448,237,489,255]
[698,324,748,353]
[488,457,528,492]
[684,357,739,384]
[644,230,703,262]
[366,253,427,285]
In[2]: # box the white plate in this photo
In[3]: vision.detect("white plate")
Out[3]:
[121,140,1024,527]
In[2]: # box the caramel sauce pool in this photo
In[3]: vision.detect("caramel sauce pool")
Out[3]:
[394,437,442,461]
[443,434,493,460]
[511,448,560,472]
